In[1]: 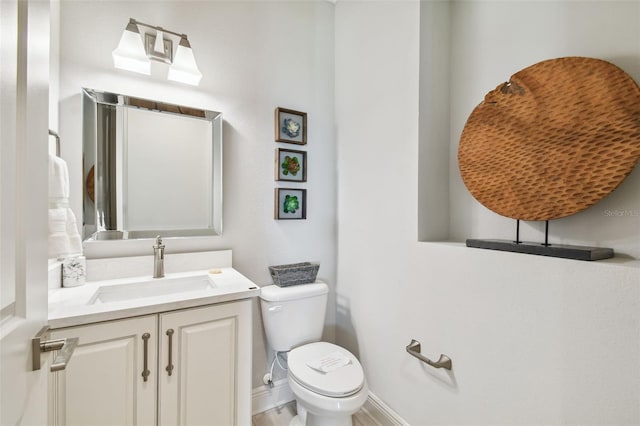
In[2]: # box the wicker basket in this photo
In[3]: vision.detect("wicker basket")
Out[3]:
[269,262,319,287]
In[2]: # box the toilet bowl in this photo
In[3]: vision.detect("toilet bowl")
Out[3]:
[259,283,368,426]
[287,342,368,426]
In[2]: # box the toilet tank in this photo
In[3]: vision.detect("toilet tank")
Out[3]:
[259,282,328,352]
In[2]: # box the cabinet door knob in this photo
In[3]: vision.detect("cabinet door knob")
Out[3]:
[166,328,174,376]
[142,332,151,382]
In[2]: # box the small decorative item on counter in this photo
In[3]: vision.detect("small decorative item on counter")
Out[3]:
[269,262,319,287]
[62,255,86,288]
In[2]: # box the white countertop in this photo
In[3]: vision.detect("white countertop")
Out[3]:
[48,267,260,329]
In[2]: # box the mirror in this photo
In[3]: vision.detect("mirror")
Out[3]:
[82,88,222,240]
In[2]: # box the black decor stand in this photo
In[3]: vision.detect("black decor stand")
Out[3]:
[466,220,614,261]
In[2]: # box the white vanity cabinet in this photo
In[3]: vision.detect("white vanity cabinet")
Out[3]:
[49,315,157,426]
[49,300,252,426]
[158,301,252,426]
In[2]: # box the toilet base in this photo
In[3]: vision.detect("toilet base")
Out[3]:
[289,413,353,426]
[288,375,366,426]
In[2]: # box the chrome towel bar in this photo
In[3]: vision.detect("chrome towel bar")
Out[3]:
[406,339,452,370]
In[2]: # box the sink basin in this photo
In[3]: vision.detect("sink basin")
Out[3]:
[89,275,214,304]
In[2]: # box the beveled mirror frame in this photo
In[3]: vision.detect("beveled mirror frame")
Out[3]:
[82,88,223,240]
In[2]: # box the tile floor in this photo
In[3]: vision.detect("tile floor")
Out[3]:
[252,401,380,426]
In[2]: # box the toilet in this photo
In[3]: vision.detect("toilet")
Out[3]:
[260,282,368,426]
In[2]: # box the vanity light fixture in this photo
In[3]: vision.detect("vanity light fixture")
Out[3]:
[112,18,202,86]
[167,37,203,86]
[112,19,150,75]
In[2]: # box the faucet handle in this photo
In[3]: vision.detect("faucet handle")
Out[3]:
[154,235,164,249]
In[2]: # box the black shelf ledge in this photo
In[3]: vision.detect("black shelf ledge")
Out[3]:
[466,239,614,261]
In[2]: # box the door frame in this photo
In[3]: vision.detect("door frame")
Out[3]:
[0,0,51,424]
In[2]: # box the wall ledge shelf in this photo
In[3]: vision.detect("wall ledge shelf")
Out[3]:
[466,239,614,261]
[416,240,640,269]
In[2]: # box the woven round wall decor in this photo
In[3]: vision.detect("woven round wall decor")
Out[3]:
[458,57,640,221]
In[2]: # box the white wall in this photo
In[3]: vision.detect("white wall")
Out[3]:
[336,1,639,425]
[418,0,451,241]
[56,0,336,388]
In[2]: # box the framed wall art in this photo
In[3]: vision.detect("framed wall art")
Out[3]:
[275,107,307,145]
[275,148,307,182]
[275,188,307,220]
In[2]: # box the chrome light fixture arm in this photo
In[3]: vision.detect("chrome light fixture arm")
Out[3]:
[129,18,187,40]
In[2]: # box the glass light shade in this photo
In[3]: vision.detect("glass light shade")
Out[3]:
[153,30,164,54]
[167,38,202,86]
[112,21,150,75]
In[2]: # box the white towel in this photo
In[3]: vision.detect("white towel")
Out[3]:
[49,208,70,257]
[49,154,69,202]
[66,207,83,255]
[48,154,83,259]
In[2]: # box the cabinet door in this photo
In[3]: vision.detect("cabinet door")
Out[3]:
[159,300,252,426]
[49,315,157,426]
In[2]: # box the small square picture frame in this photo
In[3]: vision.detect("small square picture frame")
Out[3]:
[275,148,307,182]
[275,188,307,220]
[275,107,307,145]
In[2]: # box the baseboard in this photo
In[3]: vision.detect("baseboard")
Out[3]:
[361,391,409,426]
[251,382,408,425]
[251,378,295,415]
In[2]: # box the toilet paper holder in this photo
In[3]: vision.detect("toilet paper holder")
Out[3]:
[406,339,452,370]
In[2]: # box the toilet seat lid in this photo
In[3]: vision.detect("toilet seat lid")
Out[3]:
[288,342,364,398]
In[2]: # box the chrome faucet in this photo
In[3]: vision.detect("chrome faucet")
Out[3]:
[153,235,165,278]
